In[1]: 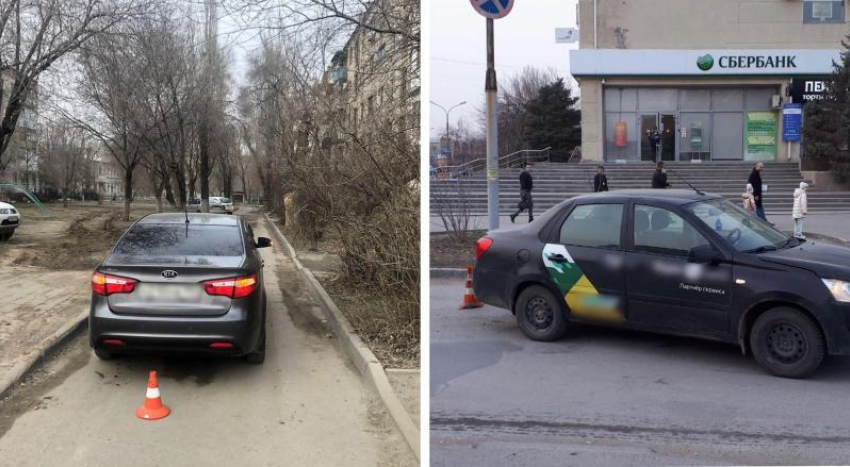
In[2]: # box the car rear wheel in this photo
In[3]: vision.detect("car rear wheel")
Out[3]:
[515,285,568,342]
[246,330,266,364]
[94,347,114,360]
[750,307,825,378]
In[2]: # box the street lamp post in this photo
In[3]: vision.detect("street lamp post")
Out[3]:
[430,101,466,165]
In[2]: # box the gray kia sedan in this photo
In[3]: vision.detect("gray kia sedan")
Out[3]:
[89,213,271,363]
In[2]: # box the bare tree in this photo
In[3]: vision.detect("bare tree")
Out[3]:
[0,0,145,172]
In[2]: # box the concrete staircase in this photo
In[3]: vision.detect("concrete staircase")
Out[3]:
[431,162,850,215]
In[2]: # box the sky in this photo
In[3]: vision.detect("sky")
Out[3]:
[429,0,580,138]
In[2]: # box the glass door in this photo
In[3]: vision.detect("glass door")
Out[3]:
[660,114,677,161]
[640,114,659,162]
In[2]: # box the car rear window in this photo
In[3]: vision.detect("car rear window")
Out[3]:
[114,224,244,257]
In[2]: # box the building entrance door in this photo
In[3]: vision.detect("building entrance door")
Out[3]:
[640,114,659,162]
[640,113,677,162]
[659,114,677,161]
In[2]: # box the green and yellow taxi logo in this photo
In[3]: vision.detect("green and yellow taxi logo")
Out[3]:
[697,54,715,71]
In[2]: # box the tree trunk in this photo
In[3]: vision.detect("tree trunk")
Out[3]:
[165,178,176,208]
[62,187,68,208]
[123,170,133,221]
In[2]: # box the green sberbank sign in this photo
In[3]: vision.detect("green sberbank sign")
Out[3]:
[697,53,798,72]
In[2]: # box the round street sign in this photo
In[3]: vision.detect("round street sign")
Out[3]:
[470,0,514,19]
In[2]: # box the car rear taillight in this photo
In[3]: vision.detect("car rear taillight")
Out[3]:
[92,272,137,296]
[475,237,493,261]
[203,274,257,299]
[475,237,493,260]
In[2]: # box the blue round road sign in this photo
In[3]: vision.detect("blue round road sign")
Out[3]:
[470,0,514,19]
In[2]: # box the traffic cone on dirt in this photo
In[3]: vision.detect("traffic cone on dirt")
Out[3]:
[459,264,484,310]
[136,371,170,421]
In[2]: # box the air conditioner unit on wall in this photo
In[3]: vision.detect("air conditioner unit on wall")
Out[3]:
[771,95,782,109]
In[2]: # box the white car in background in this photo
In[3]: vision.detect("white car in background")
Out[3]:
[186,197,234,214]
[0,201,21,241]
[210,197,234,214]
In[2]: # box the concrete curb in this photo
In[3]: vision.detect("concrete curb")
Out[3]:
[263,214,420,461]
[0,309,88,399]
[430,267,468,279]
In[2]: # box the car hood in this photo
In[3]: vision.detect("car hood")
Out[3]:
[759,241,850,281]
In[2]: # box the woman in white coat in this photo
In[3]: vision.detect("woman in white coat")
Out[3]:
[792,182,808,239]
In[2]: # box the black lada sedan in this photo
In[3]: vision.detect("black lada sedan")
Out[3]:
[473,189,850,378]
[90,213,271,363]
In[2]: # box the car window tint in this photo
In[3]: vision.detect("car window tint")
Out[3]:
[633,204,709,256]
[114,224,244,257]
[559,203,623,248]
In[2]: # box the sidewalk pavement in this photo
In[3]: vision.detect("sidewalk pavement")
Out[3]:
[431,213,849,244]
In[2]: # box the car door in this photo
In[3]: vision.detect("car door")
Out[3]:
[624,202,733,336]
[543,202,627,324]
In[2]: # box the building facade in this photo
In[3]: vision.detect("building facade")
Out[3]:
[324,0,420,137]
[571,0,848,163]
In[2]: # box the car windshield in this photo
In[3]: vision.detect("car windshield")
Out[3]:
[113,224,244,258]
[221,198,231,204]
[684,198,791,252]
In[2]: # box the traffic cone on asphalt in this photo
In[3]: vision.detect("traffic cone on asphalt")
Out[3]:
[459,264,484,310]
[136,371,170,421]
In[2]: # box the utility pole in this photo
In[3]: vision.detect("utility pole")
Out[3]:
[485,18,499,230]
[429,101,466,165]
[469,0,512,231]
[200,0,218,213]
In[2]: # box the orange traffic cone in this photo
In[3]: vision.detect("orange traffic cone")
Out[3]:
[136,371,170,420]
[459,264,484,309]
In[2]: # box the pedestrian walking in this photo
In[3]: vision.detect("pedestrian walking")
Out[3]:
[748,162,767,221]
[793,182,808,239]
[742,183,756,214]
[651,161,670,189]
[510,163,534,223]
[593,165,609,192]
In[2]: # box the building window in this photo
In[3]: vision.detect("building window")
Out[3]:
[376,44,386,62]
[803,1,845,23]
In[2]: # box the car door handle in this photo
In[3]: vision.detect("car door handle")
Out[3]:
[547,254,569,263]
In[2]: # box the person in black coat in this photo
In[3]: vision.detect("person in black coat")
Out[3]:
[651,161,670,188]
[510,163,534,223]
[593,165,609,192]
[747,162,766,221]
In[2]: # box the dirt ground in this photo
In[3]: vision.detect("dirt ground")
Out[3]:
[0,201,158,381]
[281,222,420,370]
[430,232,482,269]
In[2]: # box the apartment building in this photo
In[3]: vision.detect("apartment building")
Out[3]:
[571,0,848,163]
[0,70,39,190]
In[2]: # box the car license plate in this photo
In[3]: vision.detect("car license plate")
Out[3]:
[134,284,203,302]
[8,216,18,222]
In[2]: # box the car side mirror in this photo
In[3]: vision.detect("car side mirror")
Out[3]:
[255,237,272,249]
[688,244,722,264]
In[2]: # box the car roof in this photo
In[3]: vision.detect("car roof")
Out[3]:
[0,201,14,209]
[137,213,239,226]
[570,189,723,206]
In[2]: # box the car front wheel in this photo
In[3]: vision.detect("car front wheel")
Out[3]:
[750,307,825,378]
[515,285,568,342]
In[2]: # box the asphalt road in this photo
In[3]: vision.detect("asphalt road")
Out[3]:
[430,277,850,466]
[0,214,413,467]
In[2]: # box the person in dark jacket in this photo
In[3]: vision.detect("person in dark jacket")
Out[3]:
[651,161,670,188]
[510,163,534,223]
[748,162,767,221]
[593,165,609,192]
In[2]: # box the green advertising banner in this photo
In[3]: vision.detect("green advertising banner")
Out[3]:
[744,111,777,161]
